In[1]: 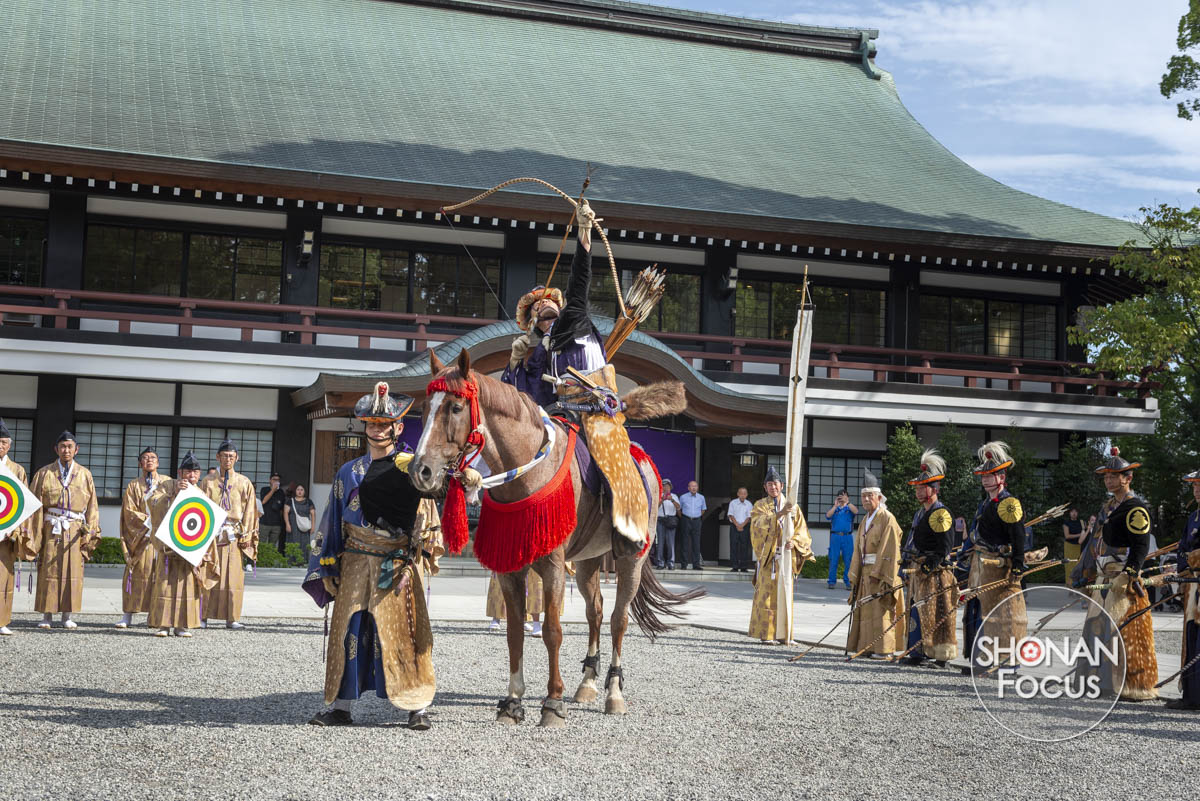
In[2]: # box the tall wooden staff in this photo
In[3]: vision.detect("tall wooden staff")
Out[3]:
[777,268,813,640]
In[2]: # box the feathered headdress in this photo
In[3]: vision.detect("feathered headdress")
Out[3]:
[909,448,946,486]
[973,441,1013,476]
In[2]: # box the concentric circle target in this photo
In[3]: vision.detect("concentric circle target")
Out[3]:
[168,497,217,551]
[0,476,25,532]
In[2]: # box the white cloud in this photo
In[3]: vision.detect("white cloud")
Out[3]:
[989,102,1200,155]
[779,0,1185,94]
[963,152,1200,195]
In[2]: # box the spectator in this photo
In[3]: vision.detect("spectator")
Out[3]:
[954,516,967,546]
[824,489,857,590]
[206,467,218,482]
[655,479,681,569]
[727,487,753,572]
[679,480,707,570]
[285,483,316,551]
[259,472,287,552]
[1062,508,1084,586]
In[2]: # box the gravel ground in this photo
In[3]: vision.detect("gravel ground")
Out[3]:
[1,614,1198,801]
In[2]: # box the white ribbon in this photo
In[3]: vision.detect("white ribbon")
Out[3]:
[46,508,83,537]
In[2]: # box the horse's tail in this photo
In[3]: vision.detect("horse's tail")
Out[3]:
[630,560,706,640]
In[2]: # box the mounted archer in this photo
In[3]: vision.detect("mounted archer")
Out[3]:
[503,200,607,408]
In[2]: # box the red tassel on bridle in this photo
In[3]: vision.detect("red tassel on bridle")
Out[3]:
[426,374,485,555]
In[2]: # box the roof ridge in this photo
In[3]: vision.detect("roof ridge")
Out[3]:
[399,0,878,62]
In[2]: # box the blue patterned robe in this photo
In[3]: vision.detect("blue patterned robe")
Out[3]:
[1178,510,1200,706]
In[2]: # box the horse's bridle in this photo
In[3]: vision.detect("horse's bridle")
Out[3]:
[426,373,558,490]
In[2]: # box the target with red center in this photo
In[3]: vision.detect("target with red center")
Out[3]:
[155,485,226,566]
[0,461,40,541]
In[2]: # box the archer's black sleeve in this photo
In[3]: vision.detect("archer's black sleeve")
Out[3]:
[1007,515,1025,566]
[549,245,594,351]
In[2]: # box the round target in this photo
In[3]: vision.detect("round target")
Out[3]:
[0,476,25,533]
[168,497,217,551]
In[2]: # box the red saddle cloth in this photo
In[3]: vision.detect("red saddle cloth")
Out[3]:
[473,431,662,573]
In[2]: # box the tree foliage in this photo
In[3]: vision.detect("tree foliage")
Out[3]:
[1067,203,1200,539]
[934,424,979,525]
[882,422,922,530]
[1162,0,1200,120]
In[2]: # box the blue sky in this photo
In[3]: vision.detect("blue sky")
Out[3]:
[665,0,1198,221]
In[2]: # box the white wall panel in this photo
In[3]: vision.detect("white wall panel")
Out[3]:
[323,217,503,248]
[181,385,277,420]
[0,188,49,209]
[76,378,175,415]
[0,374,37,408]
[87,197,286,229]
[812,419,887,451]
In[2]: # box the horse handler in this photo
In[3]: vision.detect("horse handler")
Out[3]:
[302,382,442,730]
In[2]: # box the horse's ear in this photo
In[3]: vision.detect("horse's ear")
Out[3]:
[429,348,444,374]
[456,347,472,376]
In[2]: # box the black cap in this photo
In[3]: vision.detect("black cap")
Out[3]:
[179,450,201,470]
[0,418,11,440]
[764,465,783,485]
[56,430,76,444]
[140,446,157,456]
[217,438,237,454]
[1095,446,1141,474]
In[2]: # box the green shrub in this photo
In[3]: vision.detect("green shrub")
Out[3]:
[90,537,124,564]
[255,546,287,568]
[801,555,830,579]
[284,542,308,567]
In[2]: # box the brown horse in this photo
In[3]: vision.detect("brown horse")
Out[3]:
[410,348,702,727]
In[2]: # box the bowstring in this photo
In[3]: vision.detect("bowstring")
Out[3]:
[441,214,512,321]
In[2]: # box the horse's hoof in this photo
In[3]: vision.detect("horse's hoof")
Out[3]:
[496,697,524,725]
[573,685,598,704]
[604,696,627,716]
[538,699,567,728]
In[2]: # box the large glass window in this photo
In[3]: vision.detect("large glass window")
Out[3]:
[0,217,45,287]
[74,422,127,500]
[413,251,501,318]
[84,224,282,301]
[736,278,886,345]
[189,234,283,304]
[74,422,173,500]
[535,261,701,333]
[320,244,410,311]
[321,246,500,318]
[805,456,883,523]
[920,295,1057,359]
[1,417,34,474]
[85,226,184,296]
[178,427,274,488]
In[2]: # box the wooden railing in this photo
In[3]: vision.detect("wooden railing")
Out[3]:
[0,285,1147,397]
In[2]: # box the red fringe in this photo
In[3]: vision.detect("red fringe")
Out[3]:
[441,476,471,555]
[474,429,578,573]
[629,443,661,558]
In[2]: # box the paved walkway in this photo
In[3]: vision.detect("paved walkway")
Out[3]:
[16,563,1185,642]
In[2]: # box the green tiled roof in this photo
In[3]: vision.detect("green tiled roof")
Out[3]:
[0,0,1137,247]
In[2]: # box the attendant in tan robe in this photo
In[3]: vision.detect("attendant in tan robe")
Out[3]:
[116,446,166,628]
[487,570,546,635]
[846,477,906,657]
[148,450,220,637]
[0,419,30,635]
[198,438,259,629]
[748,466,813,644]
[26,430,101,629]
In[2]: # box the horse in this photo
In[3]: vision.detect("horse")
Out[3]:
[409,348,703,727]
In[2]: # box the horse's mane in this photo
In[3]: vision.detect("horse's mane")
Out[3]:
[433,365,541,427]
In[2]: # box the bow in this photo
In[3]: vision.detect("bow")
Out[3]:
[440,175,626,317]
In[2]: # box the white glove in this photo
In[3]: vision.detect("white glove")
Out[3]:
[575,199,601,231]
